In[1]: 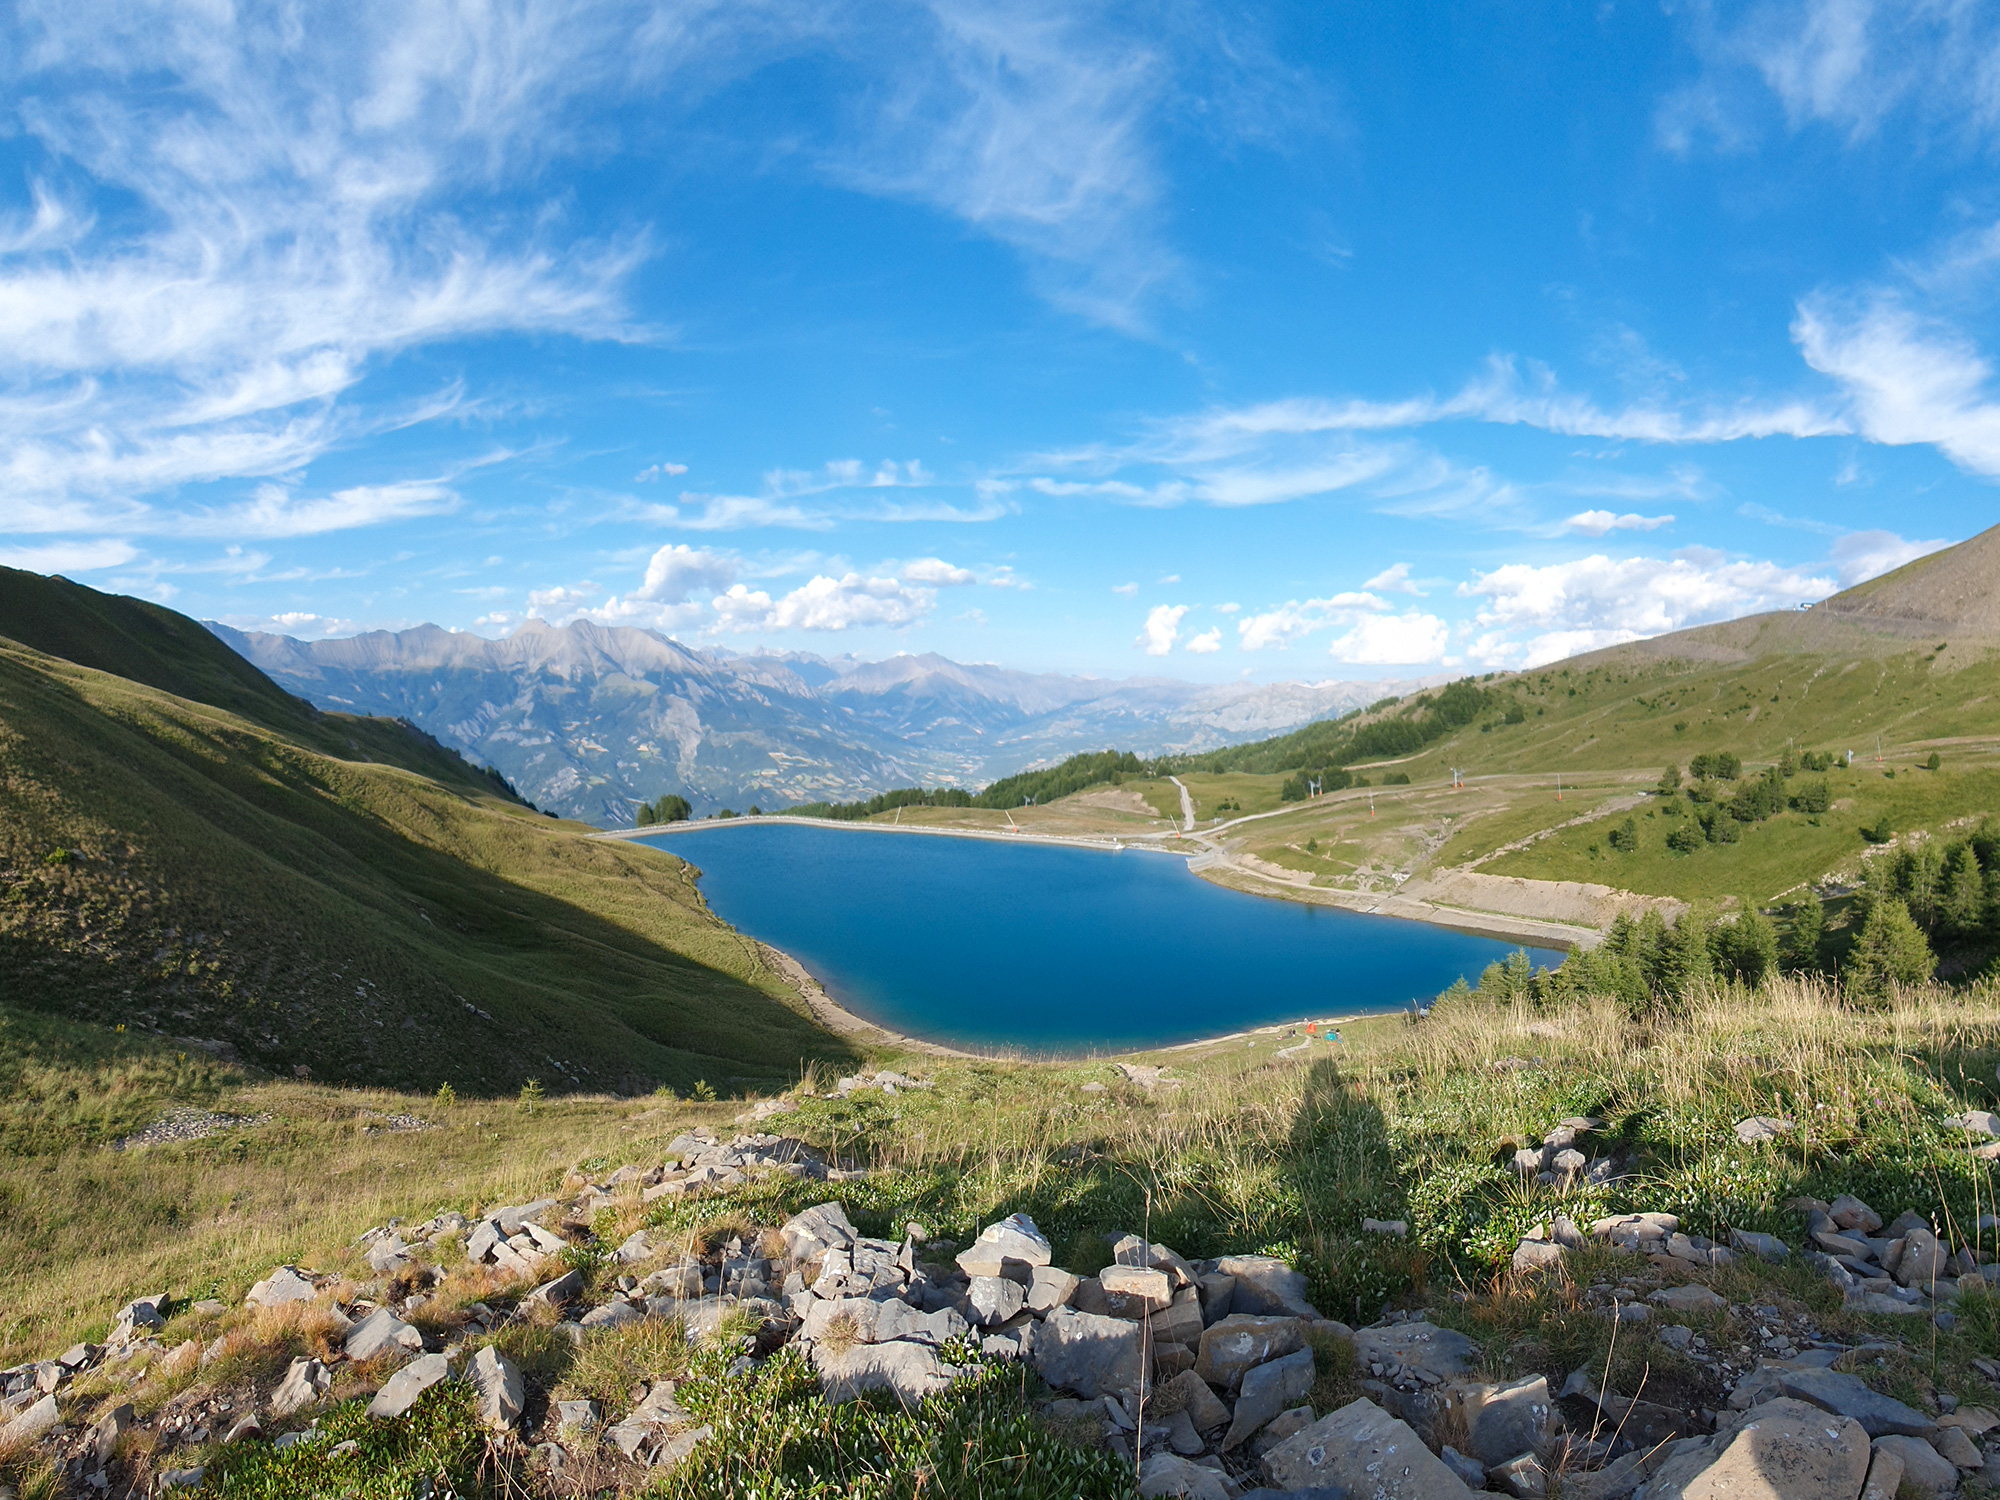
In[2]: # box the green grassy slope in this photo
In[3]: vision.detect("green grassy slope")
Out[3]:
[0,565,318,733]
[0,635,857,1095]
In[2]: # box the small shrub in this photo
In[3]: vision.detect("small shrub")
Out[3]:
[433,1082,455,1108]
[691,1079,718,1103]
[517,1078,545,1113]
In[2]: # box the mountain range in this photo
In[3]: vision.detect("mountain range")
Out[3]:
[210,619,1437,824]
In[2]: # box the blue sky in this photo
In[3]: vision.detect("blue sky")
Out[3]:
[2,0,1997,680]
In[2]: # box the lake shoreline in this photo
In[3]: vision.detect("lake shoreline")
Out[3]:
[760,933,1400,1064]
[598,815,1597,952]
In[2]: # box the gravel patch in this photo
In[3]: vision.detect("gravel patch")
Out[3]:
[115,1108,272,1150]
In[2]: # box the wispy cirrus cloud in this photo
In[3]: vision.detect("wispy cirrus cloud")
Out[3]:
[1657,0,2000,155]
[2,0,1293,551]
[1013,352,1843,531]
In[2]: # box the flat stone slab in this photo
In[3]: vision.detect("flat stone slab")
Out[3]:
[813,1339,954,1404]
[1649,1284,1726,1313]
[1195,1315,1306,1392]
[366,1353,450,1419]
[1260,1397,1474,1497]
[1777,1369,1936,1438]
[1034,1306,1144,1400]
[343,1307,424,1362]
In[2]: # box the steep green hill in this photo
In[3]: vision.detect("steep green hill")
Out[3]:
[0,580,856,1096]
[0,565,317,733]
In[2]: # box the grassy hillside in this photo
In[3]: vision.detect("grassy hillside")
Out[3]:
[11,970,2000,1496]
[0,630,857,1096]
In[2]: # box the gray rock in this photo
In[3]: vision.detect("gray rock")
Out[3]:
[1464,1374,1550,1467]
[1874,1433,1959,1494]
[366,1236,411,1275]
[1223,1346,1315,1450]
[1197,1272,1236,1324]
[1563,1448,1651,1500]
[343,1307,424,1362]
[224,1414,262,1444]
[581,1299,645,1331]
[1034,1306,1144,1400]
[495,1198,556,1235]
[641,1262,705,1299]
[1162,1367,1233,1433]
[1860,1445,1904,1500]
[968,1276,1027,1327]
[1440,1445,1488,1488]
[1776,1368,1936,1438]
[780,1202,858,1262]
[1648,1399,1868,1499]
[1488,1452,1547,1497]
[87,1402,133,1468]
[1137,1451,1233,1500]
[1154,1288,1206,1347]
[525,1269,583,1307]
[1648,1284,1725,1313]
[366,1353,450,1418]
[1730,1229,1790,1263]
[468,1345,523,1429]
[465,1220,500,1262]
[244,1267,316,1309]
[556,1398,600,1430]
[956,1214,1052,1279]
[1897,1227,1951,1290]
[156,1467,206,1491]
[1947,1110,2000,1137]
[1512,1147,1546,1177]
[1513,1238,1567,1273]
[1216,1255,1317,1318]
[1248,1405,1315,1460]
[1195,1314,1306,1392]
[1100,1265,1174,1313]
[269,1357,330,1416]
[814,1339,953,1403]
[1830,1196,1884,1233]
[1260,1397,1475,1496]
[1932,1425,1981,1469]
[1351,1320,1480,1384]
[1735,1116,1794,1145]
[614,1231,654,1265]
[1,1394,58,1446]
[1027,1266,1079,1314]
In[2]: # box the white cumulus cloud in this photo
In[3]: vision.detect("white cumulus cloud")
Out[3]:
[1462,550,1839,667]
[1137,603,1187,656]
[716,573,935,632]
[901,557,976,585]
[1362,562,1422,594]
[1184,627,1222,654]
[1328,612,1448,665]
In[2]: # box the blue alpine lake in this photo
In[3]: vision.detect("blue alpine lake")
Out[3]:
[640,821,1562,1052]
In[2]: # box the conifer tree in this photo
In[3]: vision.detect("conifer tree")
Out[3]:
[1845,898,1936,997]
[1780,896,1824,973]
[1944,845,1987,936]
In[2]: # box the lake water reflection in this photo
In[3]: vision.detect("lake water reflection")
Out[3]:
[639,822,1562,1052]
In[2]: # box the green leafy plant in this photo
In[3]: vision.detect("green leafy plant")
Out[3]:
[518,1078,545,1113]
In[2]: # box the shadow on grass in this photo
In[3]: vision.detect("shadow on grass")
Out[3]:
[0,650,866,1098]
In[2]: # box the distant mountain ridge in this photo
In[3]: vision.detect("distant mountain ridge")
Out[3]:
[212,618,1436,824]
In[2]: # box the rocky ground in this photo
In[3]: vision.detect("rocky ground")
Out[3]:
[7,1075,2000,1499]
